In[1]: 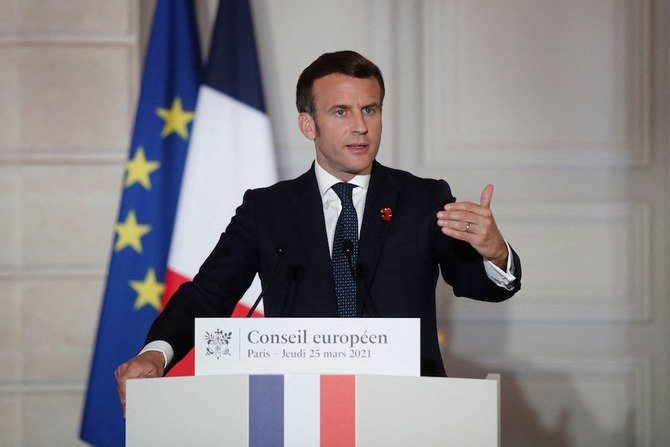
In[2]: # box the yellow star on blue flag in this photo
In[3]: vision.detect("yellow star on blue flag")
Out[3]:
[125,147,160,190]
[130,268,165,311]
[115,210,151,253]
[156,97,195,139]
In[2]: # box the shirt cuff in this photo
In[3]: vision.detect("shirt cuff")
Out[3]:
[138,341,174,369]
[483,240,516,290]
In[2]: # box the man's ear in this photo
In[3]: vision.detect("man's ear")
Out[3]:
[298,112,316,140]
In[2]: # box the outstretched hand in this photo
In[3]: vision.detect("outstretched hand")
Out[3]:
[436,184,508,270]
[114,350,165,415]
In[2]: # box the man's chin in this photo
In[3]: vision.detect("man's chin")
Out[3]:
[344,160,375,176]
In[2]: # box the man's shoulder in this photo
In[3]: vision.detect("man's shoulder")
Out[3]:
[242,168,314,201]
[377,163,441,183]
[375,162,452,196]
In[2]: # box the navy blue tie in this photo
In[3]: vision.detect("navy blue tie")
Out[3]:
[331,182,359,317]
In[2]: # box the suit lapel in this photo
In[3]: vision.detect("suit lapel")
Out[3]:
[285,166,338,309]
[358,163,400,301]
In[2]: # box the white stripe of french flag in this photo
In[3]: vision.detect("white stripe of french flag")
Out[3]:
[285,375,320,445]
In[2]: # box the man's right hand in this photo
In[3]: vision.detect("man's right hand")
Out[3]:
[114,350,165,413]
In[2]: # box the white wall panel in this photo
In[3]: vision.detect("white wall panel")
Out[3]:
[444,201,651,321]
[422,0,651,168]
[0,281,21,384]
[0,0,132,36]
[447,357,651,446]
[0,45,133,153]
[0,0,138,445]
[0,394,21,447]
[0,48,21,151]
[22,392,88,447]
[21,278,102,382]
[18,164,122,268]
[0,167,21,267]
[508,359,650,446]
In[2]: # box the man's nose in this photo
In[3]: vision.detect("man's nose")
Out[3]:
[351,112,368,134]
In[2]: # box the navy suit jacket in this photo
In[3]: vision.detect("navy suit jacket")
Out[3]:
[147,161,521,376]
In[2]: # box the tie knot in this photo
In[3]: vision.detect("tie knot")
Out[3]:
[332,182,356,203]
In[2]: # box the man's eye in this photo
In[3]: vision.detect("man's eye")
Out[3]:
[364,107,376,114]
[335,109,346,116]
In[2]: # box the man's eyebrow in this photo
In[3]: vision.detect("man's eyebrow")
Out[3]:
[327,104,352,111]
[326,102,381,112]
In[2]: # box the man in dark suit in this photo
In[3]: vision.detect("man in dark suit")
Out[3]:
[116,50,520,405]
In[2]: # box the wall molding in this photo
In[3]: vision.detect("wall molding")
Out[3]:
[421,0,652,169]
[0,35,136,47]
[0,381,85,395]
[0,150,126,165]
[441,200,651,322]
[446,355,651,447]
[0,265,106,281]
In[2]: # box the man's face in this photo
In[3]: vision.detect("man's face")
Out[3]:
[298,73,382,181]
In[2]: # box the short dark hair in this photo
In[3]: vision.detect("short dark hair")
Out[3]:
[296,50,385,115]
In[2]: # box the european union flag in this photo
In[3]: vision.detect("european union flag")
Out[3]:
[80,1,201,445]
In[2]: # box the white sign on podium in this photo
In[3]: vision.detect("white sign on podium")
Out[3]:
[194,317,420,376]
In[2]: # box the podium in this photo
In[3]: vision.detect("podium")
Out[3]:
[126,373,501,446]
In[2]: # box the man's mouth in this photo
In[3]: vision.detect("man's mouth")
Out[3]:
[346,144,368,150]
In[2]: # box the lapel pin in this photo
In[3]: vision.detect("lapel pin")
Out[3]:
[380,207,393,222]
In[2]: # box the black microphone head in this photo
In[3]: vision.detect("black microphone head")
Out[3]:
[341,239,354,257]
[275,241,287,257]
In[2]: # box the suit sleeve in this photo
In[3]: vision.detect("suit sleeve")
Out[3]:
[145,189,261,368]
[431,180,521,302]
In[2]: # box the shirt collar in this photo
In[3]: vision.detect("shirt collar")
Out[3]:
[314,160,371,197]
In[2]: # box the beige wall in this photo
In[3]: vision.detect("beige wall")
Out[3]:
[0,1,139,445]
[1,0,669,445]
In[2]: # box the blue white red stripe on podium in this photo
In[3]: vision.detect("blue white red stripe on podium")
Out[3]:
[249,375,356,447]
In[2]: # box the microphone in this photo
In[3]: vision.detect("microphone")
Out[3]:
[246,241,287,317]
[341,239,355,260]
[340,239,379,317]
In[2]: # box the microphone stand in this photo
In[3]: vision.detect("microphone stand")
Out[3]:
[246,243,286,317]
[341,239,379,317]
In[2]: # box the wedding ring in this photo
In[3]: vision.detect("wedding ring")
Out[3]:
[465,223,471,233]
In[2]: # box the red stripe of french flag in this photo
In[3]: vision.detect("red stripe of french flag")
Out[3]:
[321,375,356,447]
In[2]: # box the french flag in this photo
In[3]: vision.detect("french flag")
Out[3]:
[164,0,277,376]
